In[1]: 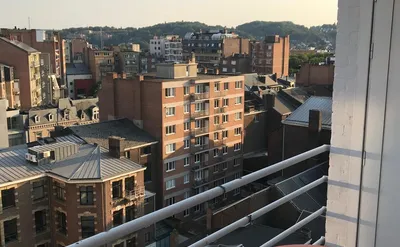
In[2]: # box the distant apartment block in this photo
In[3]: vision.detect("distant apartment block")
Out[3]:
[0,37,42,109]
[0,28,67,84]
[150,35,183,62]
[0,137,155,246]
[66,63,94,99]
[87,49,114,82]
[99,56,245,217]
[24,97,99,142]
[251,35,290,77]
[115,50,140,78]
[0,64,18,108]
[183,30,250,74]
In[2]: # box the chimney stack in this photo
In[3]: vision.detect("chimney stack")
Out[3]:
[308,110,322,133]
[190,52,196,63]
[262,93,275,109]
[108,136,125,158]
[121,73,127,79]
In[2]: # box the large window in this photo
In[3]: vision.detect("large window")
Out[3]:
[235,81,243,89]
[113,209,123,227]
[144,163,152,182]
[165,88,175,97]
[224,82,229,90]
[112,180,123,199]
[165,125,176,135]
[235,96,242,105]
[56,211,67,235]
[166,143,176,154]
[184,86,190,95]
[165,161,176,172]
[1,188,15,209]
[4,218,17,243]
[80,186,94,205]
[54,181,65,201]
[140,146,152,155]
[126,237,137,247]
[81,216,95,239]
[125,205,135,222]
[166,179,176,190]
[165,107,175,116]
[35,210,47,233]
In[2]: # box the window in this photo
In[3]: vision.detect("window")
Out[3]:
[125,205,135,222]
[48,113,54,121]
[194,170,204,180]
[112,180,122,199]
[165,125,176,135]
[234,188,241,196]
[222,68,228,73]
[165,197,175,206]
[145,232,151,244]
[184,104,190,114]
[81,216,95,239]
[254,114,259,123]
[231,60,237,65]
[184,157,190,167]
[235,81,243,89]
[4,218,17,243]
[184,139,190,149]
[165,107,175,116]
[144,163,152,183]
[34,115,40,123]
[184,191,190,199]
[141,146,152,155]
[214,99,220,108]
[214,116,220,125]
[166,161,176,172]
[222,60,227,65]
[222,162,228,170]
[222,114,229,123]
[166,143,176,154]
[56,211,67,235]
[195,84,205,94]
[184,86,190,95]
[224,82,229,90]
[234,143,242,151]
[214,132,219,140]
[234,158,240,167]
[125,177,135,192]
[195,136,206,146]
[195,119,202,129]
[184,209,190,217]
[126,237,137,247]
[214,82,220,92]
[234,127,242,136]
[213,149,219,157]
[222,130,228,139]
[235,97,242,105]
[213,165,219,173]
[194,204,201,212]
[195,102,205,112]
[222,146,228,155]
[184,121,190,131]
[194,154,201,163]
[2,188,15,209]
[232,68,236,73]
[184,174,190,184]
[32,180,45,201]
[80,186,94,205]
[124,151,131,159]
[113,209,123,226]
[35,210,47,233]
[223,98,229,107]
[235,112,242,120]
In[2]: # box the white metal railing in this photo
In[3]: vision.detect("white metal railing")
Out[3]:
[68,145,330,247]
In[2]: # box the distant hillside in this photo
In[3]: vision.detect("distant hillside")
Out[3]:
[61,21,336,50]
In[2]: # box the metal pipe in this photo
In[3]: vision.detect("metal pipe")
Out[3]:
[313,236,325,245]
[189,176,327,247]
[259,207,327,247]
[68,145,330,247]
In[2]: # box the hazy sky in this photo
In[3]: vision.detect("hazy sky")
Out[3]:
[1,0,338,29]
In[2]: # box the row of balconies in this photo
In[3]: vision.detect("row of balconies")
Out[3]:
[112,186,145,207]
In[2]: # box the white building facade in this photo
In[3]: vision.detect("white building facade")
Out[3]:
[149,35,183,62]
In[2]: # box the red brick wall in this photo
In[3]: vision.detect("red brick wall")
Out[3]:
[74,79,95,98]
[296,64,335,86]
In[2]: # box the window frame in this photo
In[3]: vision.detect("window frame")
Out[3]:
[81,216,95,239]
[1,188,16,209]
[165,88,176,97]
[166,179,176,190]
[79,186,94,205]
[4,218,18,243]
[34,209,47,234]
[166,161,176,172]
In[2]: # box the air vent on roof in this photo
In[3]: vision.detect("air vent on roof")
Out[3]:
[26,141,79,166]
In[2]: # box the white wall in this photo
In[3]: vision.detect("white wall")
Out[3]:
[66,74,92,99]
[0,99,9,148]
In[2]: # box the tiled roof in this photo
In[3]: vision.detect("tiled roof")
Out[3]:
[282,96,332,129]
[0,37,39,54]
[68,118,157,149]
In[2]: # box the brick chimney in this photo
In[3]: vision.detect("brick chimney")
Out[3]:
[136,74,144,81]
[262,93,275,109]
[121,73,127,79]
[215,68,220,75]
[308,110,322,133]
[108,136,126,158]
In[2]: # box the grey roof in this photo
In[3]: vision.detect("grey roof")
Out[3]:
[69,118,157,149]
[0,37,39,54]
[281,87,310,103]
[244,73,262,87]
[66,63,91,75]
[274,94,297,115]
[282,96,332,129]
[0,141,144,185]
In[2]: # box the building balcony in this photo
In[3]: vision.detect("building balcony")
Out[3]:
[213,91,228,98]
[214,107,226,114]
[124,186,145,201]
[190,110,209,120]
[190,92,209,101]
[191,161,209,171]
[214,124,226,131]
[192,178,209,188]
[191,127,209,137]
[211,170,226,181]
[190,143,209,154]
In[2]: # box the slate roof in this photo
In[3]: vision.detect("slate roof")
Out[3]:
[0,141,144,185]
[68,118,157,149]
[66,63,91,75]
[282,96,332,129]
[0,37,39,54]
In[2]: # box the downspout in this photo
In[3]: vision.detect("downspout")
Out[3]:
[281,124,285,177]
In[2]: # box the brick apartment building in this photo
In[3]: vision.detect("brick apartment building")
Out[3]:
[0,64,17,108]
[87,49,114,82]
[99,55,245,219]
[0,37,42,109]
[24,98,99,142]
[0,137,155,247]
[114,50,140,78]
[251,35,290,77]
[183,30,250,74]
[0,28,66,85]
[295,63,335,97]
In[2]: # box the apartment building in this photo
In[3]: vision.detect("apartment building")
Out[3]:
[150,35,183,62]
[87,49,114,82]
[24,98,99,142]
[183,30,250,74]
[0,37,42,109]
[0,64,18,108]
[99,55,245,219]
[0,28,66,85]
[115,51,140,78]
[0,136,155,247]
[251,35,290,77]
[66,63,94,99]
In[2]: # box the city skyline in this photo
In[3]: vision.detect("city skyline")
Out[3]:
[0,0,338,30]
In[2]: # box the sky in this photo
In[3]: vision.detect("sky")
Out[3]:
[0,0,338,29]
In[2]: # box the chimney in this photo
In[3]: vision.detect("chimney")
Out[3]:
[190,52,196,63]
[204,67,208,74]
[136,74,144,81]
[262,93,275,109]
[121,73,127,79]
[308,109,322,133]
[108,136,125,158]
[215,68,220,75]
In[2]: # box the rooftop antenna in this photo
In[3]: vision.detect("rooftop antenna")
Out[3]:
[28,17,31,29]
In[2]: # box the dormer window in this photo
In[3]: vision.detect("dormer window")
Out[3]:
[34,115,40,123]
[80,112,85,120]
[64,110,69,120]
[92,107,99,120]
[48,113,53,121]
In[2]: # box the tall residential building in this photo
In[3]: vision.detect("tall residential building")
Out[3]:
[251,35,290,77]
[99,56,245,218]
[0,28,67,85]
[0,64,17,108]
[0,137,155,246]
[183,30,250,74]
[0,37,42,109]
[150,35,183,62]
[87,48,114,82]
[0,98,8,148]
[115,50,140,78]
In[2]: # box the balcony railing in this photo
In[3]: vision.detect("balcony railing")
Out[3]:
[191,161,209,171]
[213,91,228,98]
[191,92,209,101]
[124,186,145,201]
[190,110,209,119]
[68,145,330,247]
[192,178,208,187]
[191,127,209,137]
[214,124,226,131]
[214,107,226,114]
[190,143,209,154]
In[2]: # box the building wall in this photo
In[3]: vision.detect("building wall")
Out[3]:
[222,38,250,57]
[296,64,335,86]
[74,79,95,98]
[243,111,267,155]
[0,99,9,148]
[71,39,88,57]
[66,74,93,99]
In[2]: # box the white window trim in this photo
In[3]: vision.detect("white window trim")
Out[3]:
[184,157,190,167]
[184,174,190,184]
[166,180,176,190]
[184,139,190,150]
[166,143,176,154]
